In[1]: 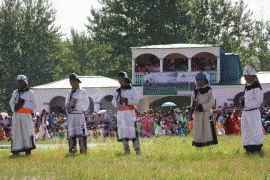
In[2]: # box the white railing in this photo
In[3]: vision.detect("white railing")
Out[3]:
[134,72,144,85]
[133,70,218,86]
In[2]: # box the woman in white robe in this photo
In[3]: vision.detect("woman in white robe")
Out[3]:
[241,65,264,154]
[112,72,141,155]
[9,75,36,156]
[66,73,89,154]
[191,72,218,147]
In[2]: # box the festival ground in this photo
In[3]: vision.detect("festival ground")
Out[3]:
[0,135,270,180]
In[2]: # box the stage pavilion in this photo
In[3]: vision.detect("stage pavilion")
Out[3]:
[32,44,270,114]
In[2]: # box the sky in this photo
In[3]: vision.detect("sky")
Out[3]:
[50,0,102,39]
[50,0,270,39]
[1,0,270,39]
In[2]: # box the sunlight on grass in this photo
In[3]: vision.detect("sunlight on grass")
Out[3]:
[0,135,270,179]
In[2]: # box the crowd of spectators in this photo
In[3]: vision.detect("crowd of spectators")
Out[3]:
[135,57,217,73]
[191,57,217,71]
[135,58,189,73]
[1,102,270,141]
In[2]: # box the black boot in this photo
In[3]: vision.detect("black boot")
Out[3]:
[12,152,19,157]
[25,150,31,156]
[79,137,87,154]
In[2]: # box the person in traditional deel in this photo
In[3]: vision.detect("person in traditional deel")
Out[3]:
[232,109,241,135]
[66,73,89,154]
[223,111,234,135]
[112,72,141,155]
[191,72,218,147]
[240,65,264,155]
[9,75,36,156]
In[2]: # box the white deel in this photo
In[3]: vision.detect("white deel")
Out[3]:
[66,87,89,138]
[10,89,36,112]
[112,88,139,108]
[65,87,89,112]
[11,113,36,151]
[241,84,264,146]
[67,114,87,138]
[191,86,216,144]
[116,110,136,140]
[9,89,36,152]
[112,87,139,140]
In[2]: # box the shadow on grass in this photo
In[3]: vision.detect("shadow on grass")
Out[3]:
[115,152,130,157]
[8,153,33,159]
[65,153,80,158]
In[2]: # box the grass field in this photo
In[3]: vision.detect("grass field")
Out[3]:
[0,135,270,180]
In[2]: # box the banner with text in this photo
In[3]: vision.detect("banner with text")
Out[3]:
[143,72,210,95]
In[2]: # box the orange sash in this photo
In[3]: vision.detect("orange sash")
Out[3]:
[118,105,137,111]
[16,107,32,114]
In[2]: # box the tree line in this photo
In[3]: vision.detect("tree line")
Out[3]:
[0,0,270,113]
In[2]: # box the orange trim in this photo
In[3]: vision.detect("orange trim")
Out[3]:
[16,107,32,114]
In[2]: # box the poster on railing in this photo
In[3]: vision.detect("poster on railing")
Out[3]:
[143,71,210,95]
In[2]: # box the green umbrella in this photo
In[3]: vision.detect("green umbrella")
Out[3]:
[161,102,177,107]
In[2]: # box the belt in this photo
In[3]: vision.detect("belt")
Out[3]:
[118,105,137,111]
[243,108,258,111]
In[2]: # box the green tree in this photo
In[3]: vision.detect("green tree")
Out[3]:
[0,0,23,112]
[0,0,62,113]
[87,0,255,76]
[239,21,270,71]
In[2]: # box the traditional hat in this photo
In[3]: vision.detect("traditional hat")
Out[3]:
[17,75,28,85]
[69,73,81,83]
[243,65,257,76]
[118,71,131,84]
[195,72,209,84]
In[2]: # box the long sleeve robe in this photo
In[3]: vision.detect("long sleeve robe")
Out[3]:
[241,81,264,146]
[112,87,139,141]
[191,85,218,147]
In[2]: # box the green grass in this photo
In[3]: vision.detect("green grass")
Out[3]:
[0,135,270,179]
